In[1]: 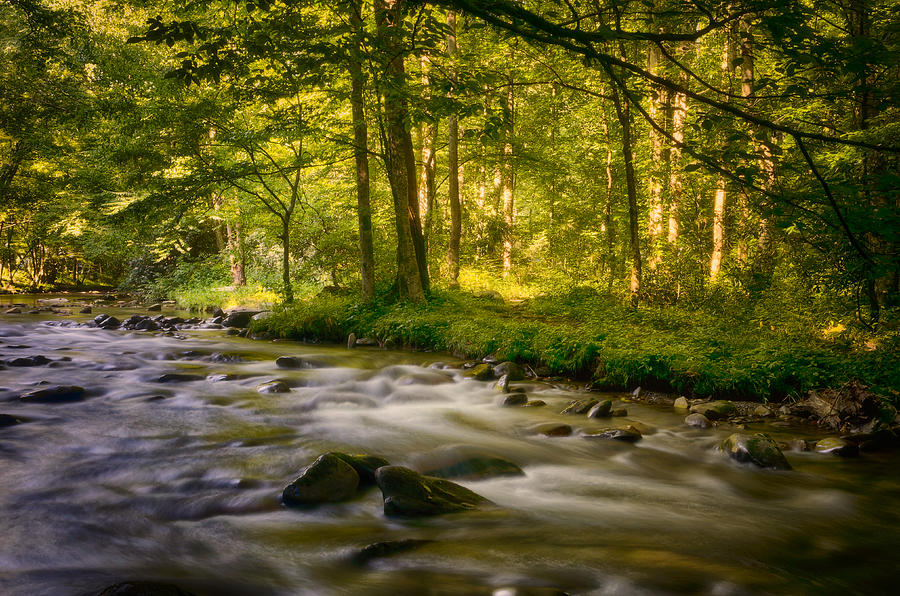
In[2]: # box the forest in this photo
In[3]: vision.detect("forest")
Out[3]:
[2,0,899,399]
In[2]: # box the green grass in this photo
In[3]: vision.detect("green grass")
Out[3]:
[250,287,900,403]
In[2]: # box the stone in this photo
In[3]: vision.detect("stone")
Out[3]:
[222,310,261,328]
[492,588,569,596]
[156,373,205,383]
[674,396,690,410]
[97,581,196,596]
[561,398,599,415]
[147,303,162,311]
[0,413,23,427]
[610,408,628,417]
[496,374,510,393]
[684,413,712,428]
[282,454,360,507]
[524,399,546,407]
[375,466,490,517]
[79,306,92,314]
[501,392,528,407]
[6,355,51,367]
[690,400,737,420]
[753,405,774,417]
[815,437,859,457]
[527,423,572,437]
[19,385,86,403]
[251,311,273,321]
[581,428,642,443]
[275,355,328,369]
[4,307,21,314]
[423,456,524,480]
[257,380,291,394]
[721,433,791,470]
[329,452,390,485]
[587,399,613,418]
[350,539,434,566]
[493,361,525,381]
[347,333,357,349]
[466,363,495,381]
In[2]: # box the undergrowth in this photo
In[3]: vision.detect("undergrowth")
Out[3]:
[251,287,900,403]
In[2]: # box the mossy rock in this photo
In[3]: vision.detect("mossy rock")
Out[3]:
[501,392,528,407]
[282,453,360,506]
[691,400,737,420]
[722,433,791,470]
[526,423,573,437]
[673,396,690,410]
[466,363,495,381]
[684,413,712,428]
[19,385,86,403]
[561,398,599,415]
[329,452,390,485]
[814,437,859,457]
[375,466,490,517]
[256,380,291,394]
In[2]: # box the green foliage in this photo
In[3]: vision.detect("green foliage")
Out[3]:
[250,286,899,403]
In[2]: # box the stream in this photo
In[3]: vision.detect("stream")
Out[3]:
[1,298,899,595]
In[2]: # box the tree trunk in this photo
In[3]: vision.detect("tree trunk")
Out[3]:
[376,0,426,302]
[610,84,642,307]
[646,39,665,271]
[281,215,293,303]
[350,0,376,301]
[710,182,726,280]
[602,119,616,287]
[501,73,515,277]
[226,220,246,287]
[447,10,461,288]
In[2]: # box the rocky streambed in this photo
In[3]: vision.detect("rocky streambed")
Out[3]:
[2,298,900,595]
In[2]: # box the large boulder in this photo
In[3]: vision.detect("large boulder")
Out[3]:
[586,399,613,418]
[690,400,736,420]
[465,363,495,381]
[375,466,490,516]
[721,433,791,470]
[282,453,360,507]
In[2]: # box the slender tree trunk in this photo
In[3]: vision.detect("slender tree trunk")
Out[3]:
[281,215,293,303]
[447,10,461,287]
[226,220,246,287]
[602,119,615,287]
[376,0,426,302]
[501,73,515,277]
[710,183,725,280]
[646,40,665,271]
[349,0,375,301]
[418,54,438,252]
[610,84,642,306]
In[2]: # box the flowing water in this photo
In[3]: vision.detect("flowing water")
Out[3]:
[1,298,899,595]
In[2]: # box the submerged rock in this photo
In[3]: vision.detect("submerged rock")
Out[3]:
[156,373,205,383]
[6,355,51,367]
[97,581,196,596]
[256,380,291,394]
[424,456,524,480]
[581,428,642,443]
[690,400,737,420]
[815,437,859,457]
[19,385,86,403]
[375,465,490,517]
[349,539,434,566]
[282,453,360,507]
[561,398,599,415]
[0,413,23,427]
[722,433,791,470]
[526,423,572,437]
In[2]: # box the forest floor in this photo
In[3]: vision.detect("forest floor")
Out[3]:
[247,287,900,409]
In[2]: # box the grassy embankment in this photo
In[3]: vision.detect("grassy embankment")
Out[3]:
[244,286,900,404]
